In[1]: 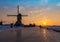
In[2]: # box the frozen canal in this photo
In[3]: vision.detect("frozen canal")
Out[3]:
[0,27,60,42]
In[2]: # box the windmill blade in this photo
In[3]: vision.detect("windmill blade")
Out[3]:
[22,15,28,16]
[7,15,17,16]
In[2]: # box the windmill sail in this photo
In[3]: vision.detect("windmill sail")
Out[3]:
[17,5,19,14]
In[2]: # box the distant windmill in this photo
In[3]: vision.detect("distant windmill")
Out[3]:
[7,0,28,26]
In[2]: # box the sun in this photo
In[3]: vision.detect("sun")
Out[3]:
[42,21,47,26]
[40,19,51,26]
[43,21,46,25]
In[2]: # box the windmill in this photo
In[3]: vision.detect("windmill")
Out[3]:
[7,1,28,26]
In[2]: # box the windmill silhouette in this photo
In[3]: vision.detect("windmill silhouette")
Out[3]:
[7,5,28,26]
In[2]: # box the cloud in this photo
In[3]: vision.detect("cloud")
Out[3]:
[56,3,60,6]
[19,6,25,11]
[44,0,48,3]
[28,7,51,17]
[41,0,48,5]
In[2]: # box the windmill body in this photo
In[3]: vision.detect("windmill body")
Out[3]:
[15,13,22,26]
[7,5,28,26]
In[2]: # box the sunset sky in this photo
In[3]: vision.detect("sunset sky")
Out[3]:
[0,0,60,26]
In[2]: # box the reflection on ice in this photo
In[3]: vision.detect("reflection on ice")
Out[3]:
[42,29,47,42]
[16,29,21,42]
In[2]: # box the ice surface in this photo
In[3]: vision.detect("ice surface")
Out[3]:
[0,26,60,42]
